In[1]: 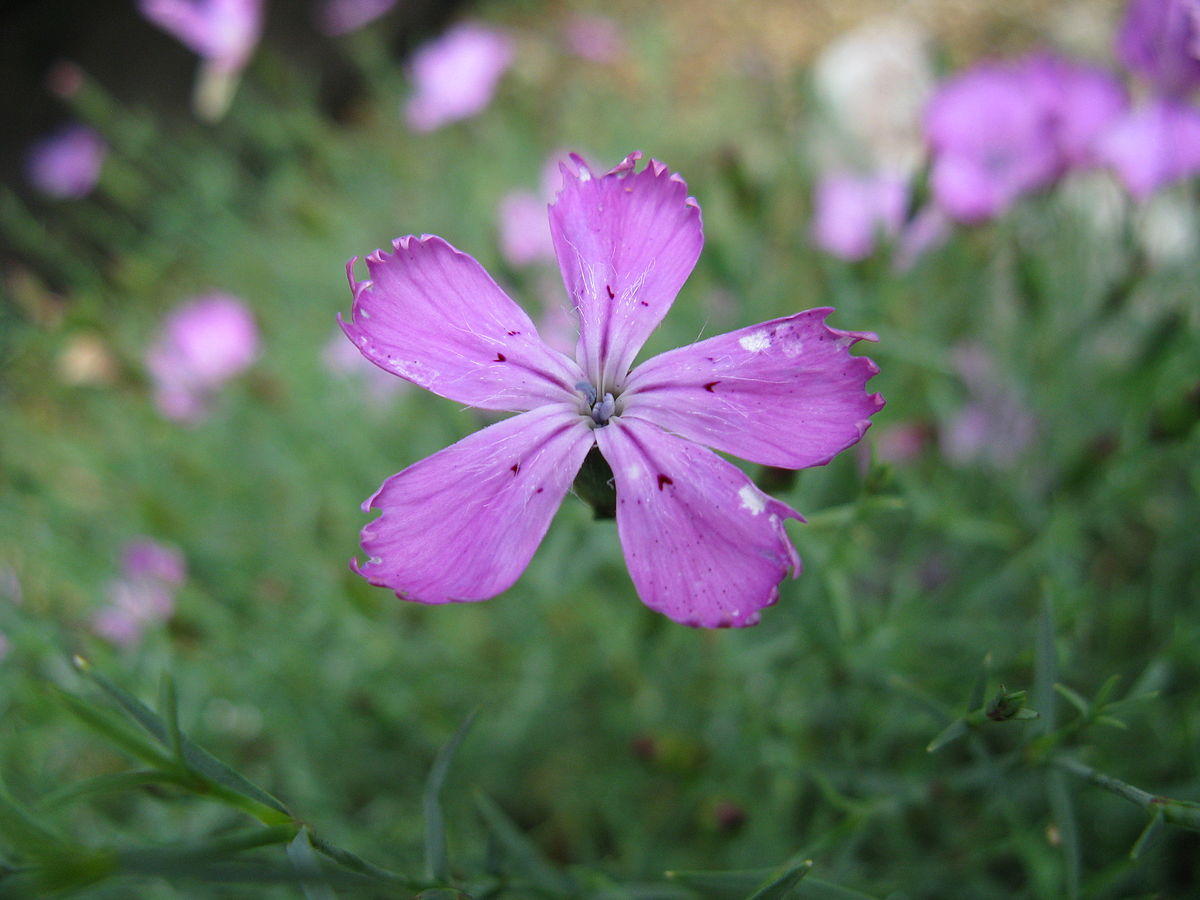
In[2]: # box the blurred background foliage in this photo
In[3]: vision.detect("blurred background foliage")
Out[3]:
[1,0,1199,897]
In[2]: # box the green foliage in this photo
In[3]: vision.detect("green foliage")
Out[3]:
[2,1,1200,898]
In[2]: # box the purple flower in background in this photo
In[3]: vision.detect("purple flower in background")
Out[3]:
[340,153,883,628]
[563,13,624,64]
[1116,0,1200,96]
[1096,97,1200,196]
[92,538,186,649]
[139,0,264,119]
[924,54,1126,222]
[405,23,514,132]
[316,0,396,36]
[497,152,578,267]
[809,173,907,261]
[498,191,555,266]
[26,124,106,199]
[139,0,263,72]
[941,345,1035,468]
[146,293,259,422]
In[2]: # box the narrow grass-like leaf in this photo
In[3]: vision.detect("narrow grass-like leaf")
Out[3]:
[1048,770,1080,900]
[0,779,67,857]
[55,688,175,770]
[77,661,292,821]
[288,827,338,900]
[1130,810,1165,859]
[307,833,424,889]
[665,867,769,897]
[745,858,812,899]
[968,655,991,712]
[927,719,969,753]
[39,769,198,810]
[474,792,573,896]
[1054,684,1090,718]
[424,709,477,883]
[1034,584,1058,735]
[159,673,185,766]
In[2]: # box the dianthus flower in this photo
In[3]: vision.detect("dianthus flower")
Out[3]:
[146,293,259,422]
[340,153,882,627]
[26,123,106,199]
[809,172,907,261]
[139,0,263,73]
[1116,0,1200,97]
[924,54,1126,222]
[404,23,514,132]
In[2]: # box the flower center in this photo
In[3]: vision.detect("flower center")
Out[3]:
[576,381,616,426]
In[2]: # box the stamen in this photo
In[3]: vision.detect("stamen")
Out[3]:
[592,392,615,426]
[575,380,597,407]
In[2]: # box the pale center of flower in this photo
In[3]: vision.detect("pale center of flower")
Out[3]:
[576,381,616,426]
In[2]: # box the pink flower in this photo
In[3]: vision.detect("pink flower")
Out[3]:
[315,0,396,35]
[498,191,555,266]
[92,538,187,649]
[404,23,514,132]
[139,0,263,73]
[809,173,907,261]
[1116,0,1200,97]
[146,293,259,422]
[0,632,9,662]
[339,153,883,628]
[26,124,106,199]
[1095,97,1200,197]
[941,345,1035,468]
[924,54,1126,222]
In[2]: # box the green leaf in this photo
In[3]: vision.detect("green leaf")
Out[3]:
[666,867,770,898]
[55,688,175,770]
[968,655,991,712]
[76,660,292,823]
[926,719,968,753]
[159,673,185,766]
[746,858,812,899]
[1054,683,1090,718]
[425,709,477,883]
[288,828,338,900]
[474,792,573,896]
[1130,810,1165,859]
[39,769,198,810]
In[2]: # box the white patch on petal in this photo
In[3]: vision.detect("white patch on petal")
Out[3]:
[738,484,766,515]
[625,463,644,481]
[739,330,771,353]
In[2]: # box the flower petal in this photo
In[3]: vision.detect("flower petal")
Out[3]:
[339,235,584,410]
[595,417,802,628]
[353,404,594,604]
[621,309,883,469]
[549,152,703,391]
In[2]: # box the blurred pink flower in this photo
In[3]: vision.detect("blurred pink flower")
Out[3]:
[139,0,264,73]
[563,13,624,63]
[26,124,106,199]
[892,205,951,271]
[1096,97,1200,198]
[146,293,259,422]
[1116,0,1200,97]
[941,345,1035,468]
[924,54,1126,222]
[92,538,186,649]
[405,23,514,132]
[498,191,554,266]
[316,0,396,36]
[123,538,186,586]
[809,173,907,261]
[497,151,585,267]
[874,422,932,465]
